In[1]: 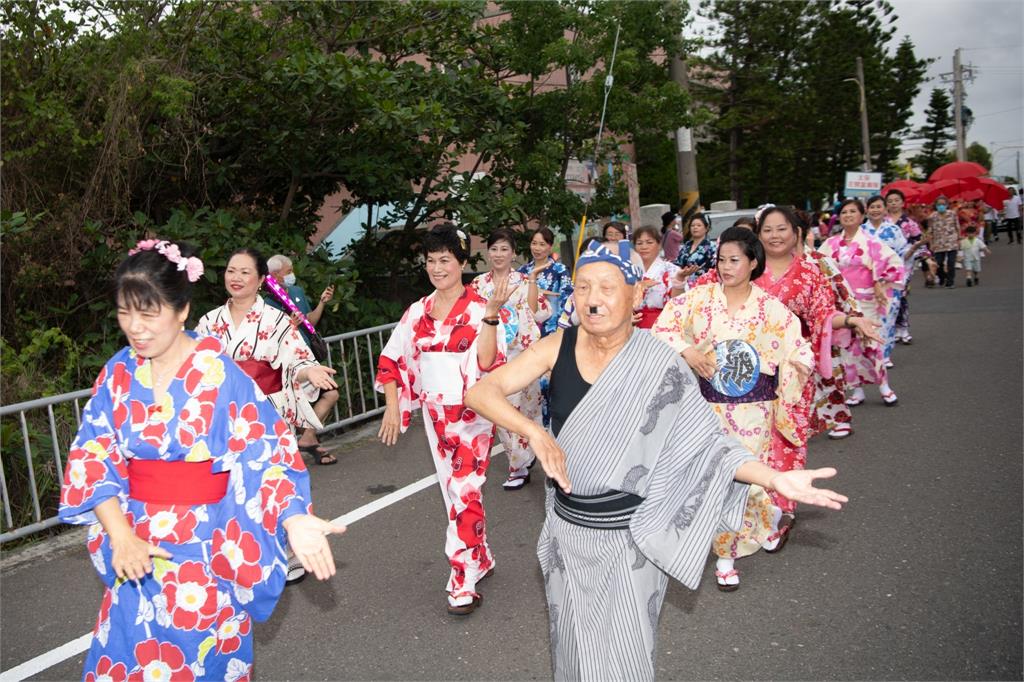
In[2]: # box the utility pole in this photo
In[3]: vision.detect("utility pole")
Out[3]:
[941,48,974,162]
[670,46,700,220]
[855,57,871,171]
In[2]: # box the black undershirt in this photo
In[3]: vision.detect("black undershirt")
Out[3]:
[549,326,592,438]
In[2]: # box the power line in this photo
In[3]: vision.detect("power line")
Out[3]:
[973,106,1024,119]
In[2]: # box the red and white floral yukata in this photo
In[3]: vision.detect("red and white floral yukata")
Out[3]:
[375,288,506,603]
[470,270,549,476]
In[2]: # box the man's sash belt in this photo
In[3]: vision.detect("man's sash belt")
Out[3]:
[128,459,229,505]
[553,488,643,530]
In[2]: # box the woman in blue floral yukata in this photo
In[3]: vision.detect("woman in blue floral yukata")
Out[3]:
[59,239,344,681]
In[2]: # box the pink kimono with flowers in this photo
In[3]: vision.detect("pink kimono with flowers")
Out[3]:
[374,288,506,601]
[470,270,550,473]
[818,229,903,387]
[59,335,312,681]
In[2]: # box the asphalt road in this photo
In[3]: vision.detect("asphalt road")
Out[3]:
[2,244,1021,681]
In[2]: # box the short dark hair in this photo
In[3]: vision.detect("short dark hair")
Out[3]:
[631,225,661,244]
[839,198,866,216]
[486,228,518,251]
[228,247,269,278]
[423,222,469,263]
[732,216,757,230]
[602,221,627,240]
[885,188,906,202]
[661,211,677,229]
[866,194,885,209]
[115,240,198,313]
[530,227,555,246]
[717,226,765,280]
[965,225,978,234]
[685,213,710,241]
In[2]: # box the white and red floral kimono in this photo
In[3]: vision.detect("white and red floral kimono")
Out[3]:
[636,257,682,329]
[59,335,312,681]
[196,297,321,430]
[470,270,549,474]
[818,229,904,388]
[375,288,506,602]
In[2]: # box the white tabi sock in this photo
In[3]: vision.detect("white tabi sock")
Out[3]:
[715,558,738,585]
[762,505,784,551]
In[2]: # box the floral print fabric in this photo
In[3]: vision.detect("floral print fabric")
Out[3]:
[195,297,320,430]
[652,283,812,558]
[59,334,312,681]
[470,271,549,472]
[518,258,572,337]
[375,288,506,599]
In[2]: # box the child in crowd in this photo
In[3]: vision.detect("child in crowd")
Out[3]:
[959,225,990,287]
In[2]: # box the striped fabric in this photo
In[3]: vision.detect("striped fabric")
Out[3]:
[537,330,754,680]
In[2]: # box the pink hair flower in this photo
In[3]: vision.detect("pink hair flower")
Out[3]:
[128,238,161,255]
[184,257,204,282]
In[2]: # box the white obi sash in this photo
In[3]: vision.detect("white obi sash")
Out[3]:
[420,352,466,405]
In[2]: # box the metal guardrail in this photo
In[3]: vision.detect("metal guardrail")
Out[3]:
[0,322,397,544]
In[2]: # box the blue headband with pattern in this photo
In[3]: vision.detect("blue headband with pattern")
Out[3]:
[575,239,643,285]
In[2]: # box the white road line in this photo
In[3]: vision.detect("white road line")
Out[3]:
[0,444,505,681]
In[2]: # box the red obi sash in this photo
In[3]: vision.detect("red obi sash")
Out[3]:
[635,306,662,330]
[128,459,229,505]
[235,359,283,395]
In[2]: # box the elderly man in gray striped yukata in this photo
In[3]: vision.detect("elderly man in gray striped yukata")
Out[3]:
[467,240,847,681]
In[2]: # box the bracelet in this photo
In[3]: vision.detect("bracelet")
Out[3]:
[482,316,500,326]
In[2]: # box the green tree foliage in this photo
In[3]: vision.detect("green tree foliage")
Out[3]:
[675,0,928,208]
[2,0,694,389]
[911,88,956,178]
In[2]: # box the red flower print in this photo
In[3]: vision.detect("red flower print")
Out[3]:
[85,655,127,682]
[245,310,260,323]
[237,341,253,361]
[257,329,270,341]
[450,443,480,480]
[129,400,168,449]
[92,365,108,397]
[93,588,113,635]
[259,476,297,533]
[61,437,114,508]
[227,402,266,453]
[214,606,252,655]
[447,323,475,353]
[455,500,486,547]
[269,421,304,471]
[211,519,263,588]
[110,363,132,428]
[160,560,219,631]
[128,639,194,682]
[181,343,227,394]
[176,388,218,448]
[136,505,197,545]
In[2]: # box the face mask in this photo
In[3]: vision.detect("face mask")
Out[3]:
[283,273,297,286]
[936,205,947,214]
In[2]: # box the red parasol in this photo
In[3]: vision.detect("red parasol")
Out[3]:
[919,177,982,203]
[976,177,1011,208]
[957,188,984,202]
[882,179,924,202]
[927,161,988,183]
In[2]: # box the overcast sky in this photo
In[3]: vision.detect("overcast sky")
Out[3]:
[889,0,1023,180]
[689,0,1023,180]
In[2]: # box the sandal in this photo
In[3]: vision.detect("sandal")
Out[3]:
[715,569,739,592]
[763,514,795,554]
[502,471,531,490]
[447,591,482,616]
[827,425,852,440]
[880,389,899,406]
[298,444,337,465]
[286,554,306,585]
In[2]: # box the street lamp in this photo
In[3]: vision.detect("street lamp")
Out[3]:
[844,56,871,172]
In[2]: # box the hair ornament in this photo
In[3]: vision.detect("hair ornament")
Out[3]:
[129,239,204,282]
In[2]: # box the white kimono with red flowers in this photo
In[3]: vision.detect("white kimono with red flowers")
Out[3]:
[196,296,321,430]
[375,288,506,601]
[59,334,312,681]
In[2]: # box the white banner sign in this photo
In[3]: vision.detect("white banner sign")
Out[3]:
[844,171,883,198]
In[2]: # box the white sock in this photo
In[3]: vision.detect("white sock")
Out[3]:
[849,387,865,402]
[880,382,892,396]
[715,558,738,584]
[762,506,784,551]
